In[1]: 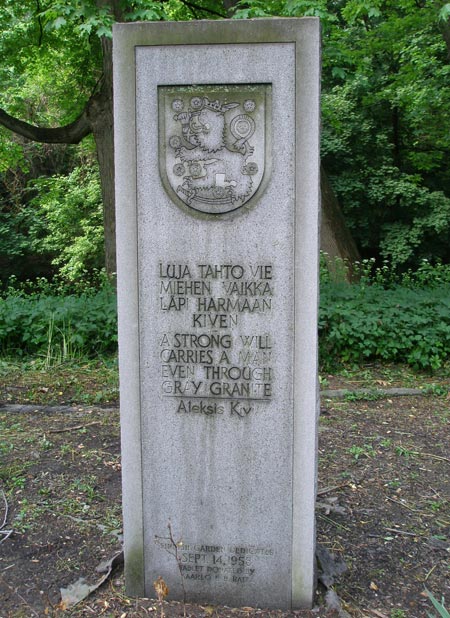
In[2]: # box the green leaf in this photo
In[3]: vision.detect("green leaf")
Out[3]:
[425,588,450,618]
[52,16,67,29]
[96,25,112,38]
[331,67,347,80]
[438,4,450,22]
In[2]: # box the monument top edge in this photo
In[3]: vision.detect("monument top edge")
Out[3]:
[112,17,320,43]
[113,16,319,27]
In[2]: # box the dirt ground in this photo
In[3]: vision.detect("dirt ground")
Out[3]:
[0,365,449,618]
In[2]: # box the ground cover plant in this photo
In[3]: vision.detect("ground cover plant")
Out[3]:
[319,282,450,370]
[0,363,449,617]
[0,280,117,361]
[319,257,450,371]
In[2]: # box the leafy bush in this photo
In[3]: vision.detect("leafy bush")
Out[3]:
[321,252,450,290]
[1,267,111,298]
[319,5,450,268]
[1,258,449,371]
[29,163,104,282]
[0,138,103,285]
[320,282,450,370]
[0,286,117,360]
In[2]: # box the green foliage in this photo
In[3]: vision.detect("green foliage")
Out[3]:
[2,257,449,372]
[0,1,100,125]
[390,610,407,618]
[29,162,104,281]
[348,443,376,459]
[0,1,104,282]
[40,0,169,39]
[0,144,104,284]
[425,589,450,618]
[321,252,450,289]
[320,2,450,265]
[3,119,102,281]
[233,1,283,19]
[0,207,44,260]
[1,1,449,285]
[423,383,449,397]
[233,0,337,25]
[0,285,117,359]
[380,187,450,267]
[234,0,450,266]
[344,389,383,401]
[319,280,450,370]
[0,130,28,173]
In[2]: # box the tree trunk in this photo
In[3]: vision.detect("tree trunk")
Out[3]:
[320,166,360,279]
[439,17,450,60]
[223,0,239,16]
[91,106,116,275]
[88,37,117,275]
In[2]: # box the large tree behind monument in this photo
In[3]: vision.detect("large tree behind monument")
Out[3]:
[1,0,448,276]
[0,1,254,276]
[1,0,126,275]
[0,0,360,278]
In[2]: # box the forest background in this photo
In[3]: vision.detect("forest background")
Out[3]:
[0,0,450,371]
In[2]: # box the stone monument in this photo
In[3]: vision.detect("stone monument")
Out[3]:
[114,18,321,609]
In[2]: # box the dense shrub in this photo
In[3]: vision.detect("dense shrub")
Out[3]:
[0,286,116,360]
[29,163,104,282]
[0,141,104,286]
[0,138,100,284]
[321,253,450,290]
[320,283,450,370]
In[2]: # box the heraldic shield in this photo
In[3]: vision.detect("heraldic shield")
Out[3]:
[159,84,271,215]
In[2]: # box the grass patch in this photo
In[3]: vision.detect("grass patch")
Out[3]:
[0,355,118,405]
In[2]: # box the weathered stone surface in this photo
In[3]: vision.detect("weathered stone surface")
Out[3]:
[114,18,320,610]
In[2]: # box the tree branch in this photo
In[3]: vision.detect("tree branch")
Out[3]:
[36,0,44,46]
[223,0,240,17]
[0,108,91,144]
[179,0,226,18]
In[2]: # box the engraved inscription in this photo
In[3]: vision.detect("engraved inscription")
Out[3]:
[156,540,274,585]
[157,261,274,417]
[159,85,271,215]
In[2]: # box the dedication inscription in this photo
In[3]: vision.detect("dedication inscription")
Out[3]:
[155,540,274,585]
[152,252,281,600]
[114,18,320,610]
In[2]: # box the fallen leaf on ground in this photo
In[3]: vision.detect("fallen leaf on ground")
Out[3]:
[60,550,124,608]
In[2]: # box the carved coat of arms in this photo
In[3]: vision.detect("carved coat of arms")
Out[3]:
[159,85,271,215]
